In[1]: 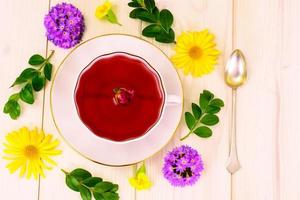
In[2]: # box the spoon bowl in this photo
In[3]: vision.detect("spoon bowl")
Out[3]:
[225,49,247,88]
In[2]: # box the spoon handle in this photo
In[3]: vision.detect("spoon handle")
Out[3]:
[226,89,241,174]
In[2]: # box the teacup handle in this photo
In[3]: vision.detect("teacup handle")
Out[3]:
[166,95,182,106]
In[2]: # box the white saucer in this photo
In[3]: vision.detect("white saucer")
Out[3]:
[50,34,183,166]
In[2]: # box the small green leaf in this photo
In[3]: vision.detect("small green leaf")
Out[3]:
[66,175,81,192]
[82,177,103,187]
[9,93,20,101]
[144,0,155,12]
[9,103,21,120]
[153,7,159,18]
[4,100,15,113]
[200,90,214,110]
[32,74,45,92]
[209,98,224,107]
[159,9,173,32]
[28,54,45,65]
[11,76,27,87]
[111,184,119,192]
[93,192,104,200]
[20,83,34,104]
[199,94,209,109]
[185,112,195,130]
[204,90,214,99]
[205,105,221,114]
[102,192,119,200]
[3,102,10,114]
[130,8,146,18]
[79,186,92,200]
[3,100,20,120]
[142,24,162,37]
[192,103,202,119]
[19,68,39,79]
[11,68,38,87]
[155,28,175,43]
[194,126,212,138]
[200,114,219,126]
[136,0,144,5]
[94,182,114,193]
[70,168,92,181]
[44,63,53,81]
[106,9,121,25]
[128,2,142,7]
[129,8,157,22]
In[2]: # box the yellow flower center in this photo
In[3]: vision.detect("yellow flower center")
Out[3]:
[24,145,39,160]
[189,46,203,59]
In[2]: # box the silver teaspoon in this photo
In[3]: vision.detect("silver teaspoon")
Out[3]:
[225,49,247,174]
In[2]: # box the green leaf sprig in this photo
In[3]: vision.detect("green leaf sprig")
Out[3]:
[128,0,175,43]
[181,90,224,141]
[62,168,119,200]
[3,50,54,119]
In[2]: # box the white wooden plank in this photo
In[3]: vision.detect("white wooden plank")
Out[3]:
[234,0,282,199]
[0,0,49,199]
[278,1,300,199]
[39,0,140,199]
[136,0,231,199]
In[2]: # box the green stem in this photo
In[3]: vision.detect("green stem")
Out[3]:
[180,113,205,141]
[61,169,69,175]
[46,50,55,61]
[82,183,93,191]
[180,131,193,141]
[38,50,55,71]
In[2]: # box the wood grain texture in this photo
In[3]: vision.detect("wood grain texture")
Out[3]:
[0,0,48,199]
[1,0,300,199]
[39,1,139,200]
[278,0,300,199]
[234,0,283,199]
[136,0,232,199]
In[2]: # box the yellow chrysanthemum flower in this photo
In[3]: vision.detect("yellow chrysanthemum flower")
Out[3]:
[3,127,61,180]
[171,29,221,77]
[95,1,112,19]
[129,164,152,190]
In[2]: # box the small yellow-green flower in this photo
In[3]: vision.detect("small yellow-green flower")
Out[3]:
[129,164,152,190]
[95,1,112,18]
[95,1,121,25]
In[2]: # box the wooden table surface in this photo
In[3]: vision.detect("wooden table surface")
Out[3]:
[1,0,300,199]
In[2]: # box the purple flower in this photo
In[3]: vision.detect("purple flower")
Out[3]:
[162,145,204,187]
[113,88,135,105]
[44,3,85,49]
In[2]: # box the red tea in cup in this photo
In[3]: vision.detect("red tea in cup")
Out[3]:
[74,53,165,142]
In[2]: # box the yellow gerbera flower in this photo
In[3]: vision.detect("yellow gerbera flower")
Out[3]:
[3,127,61,180]
[95,1,112,19]
[171,29,221,77]
[129,164,152,190]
